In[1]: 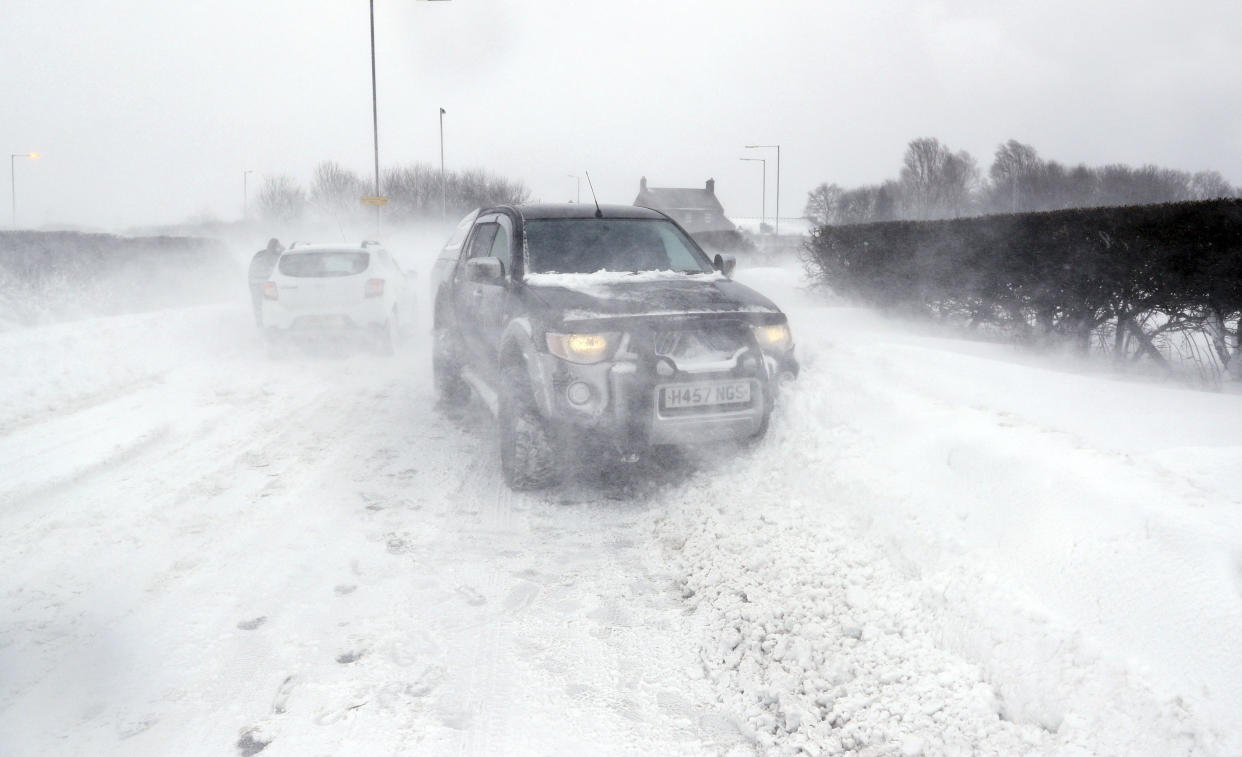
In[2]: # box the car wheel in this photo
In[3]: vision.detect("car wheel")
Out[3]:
[433,328,471,406]
[499,364,560,490]
[742,386,773,448]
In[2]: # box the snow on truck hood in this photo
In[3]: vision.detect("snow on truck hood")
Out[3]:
[523,269,728,290]
[522,269,781,321]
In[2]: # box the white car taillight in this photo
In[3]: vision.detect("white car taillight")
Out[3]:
[364,278,385,298]
[263,281,278,300]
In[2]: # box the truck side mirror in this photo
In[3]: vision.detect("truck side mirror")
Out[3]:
[713,254,736,278]
[466,256,505,283]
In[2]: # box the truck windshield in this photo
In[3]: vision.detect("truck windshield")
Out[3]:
[278,251,369,277]
[523,219,715,275]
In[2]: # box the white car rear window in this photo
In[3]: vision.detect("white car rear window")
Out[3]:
[279,252,369,277]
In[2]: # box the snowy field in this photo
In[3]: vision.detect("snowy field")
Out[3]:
[1,261,1240,756]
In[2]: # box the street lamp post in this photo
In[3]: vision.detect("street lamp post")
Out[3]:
[567,174,580,203]
[369,0,381,232]
[439,107,446,220]
[367,0,452,233]
[243,169,255,221]
[739,157,766,232]
[10,152,39,229]
[744,144,780,235]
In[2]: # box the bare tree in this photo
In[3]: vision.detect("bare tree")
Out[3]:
[988,140,1043,213]
[257,175,305,223]
[900,138,948,220]
[941,150,979,217]
[899,138,978,219]
[309,161,366,219]
[1190,170,1235,200]
[803,183,843,226]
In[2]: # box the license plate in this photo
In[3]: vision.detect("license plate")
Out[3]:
[661,381,751,409]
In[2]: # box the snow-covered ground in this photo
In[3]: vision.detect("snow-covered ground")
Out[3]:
[1,261,1239,756]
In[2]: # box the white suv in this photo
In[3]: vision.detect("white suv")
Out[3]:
[261,241,411,354]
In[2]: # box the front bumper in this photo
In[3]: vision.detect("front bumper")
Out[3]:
[531,324,797,451]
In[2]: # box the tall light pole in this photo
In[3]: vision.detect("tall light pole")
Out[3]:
[745,144,780,235]
[439,107,446,221]
[368,0,381,232]
[243,169,255,221]
[367,0,452,232]
[739,157,766,232]
[567,174,580,203]
[10,152,39,229]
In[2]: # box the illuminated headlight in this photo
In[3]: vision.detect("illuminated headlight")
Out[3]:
[545,332,618,364]
[753,322,793,352]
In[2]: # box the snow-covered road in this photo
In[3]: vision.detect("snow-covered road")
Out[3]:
[2,264,1240,756]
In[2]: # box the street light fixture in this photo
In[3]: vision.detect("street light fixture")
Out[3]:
[567,174,580,203]
[744,144,780,235]
[739,157,766,232]
[243,169,255,221]
[10,152,39,229]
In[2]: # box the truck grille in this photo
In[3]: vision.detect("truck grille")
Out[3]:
[652,323,745,359]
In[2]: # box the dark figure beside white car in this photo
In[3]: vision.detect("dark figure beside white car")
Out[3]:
[431,203,798,490]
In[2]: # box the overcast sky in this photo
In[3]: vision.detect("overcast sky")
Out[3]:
[3,0,1241,231]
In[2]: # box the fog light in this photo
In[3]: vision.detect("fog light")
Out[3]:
[739,354,758,372]
[566,381,592,405]
[655,357,676,377]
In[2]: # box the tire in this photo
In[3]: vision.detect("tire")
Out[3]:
[433,328,471,406]
[743,385,774,448]
[498,364,560,490]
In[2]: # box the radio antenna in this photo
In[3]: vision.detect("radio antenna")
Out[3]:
[584,171,603,218]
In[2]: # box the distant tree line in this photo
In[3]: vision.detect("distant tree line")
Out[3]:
[257,161,531,223]
[803,199,1242,381]
[805,138,1240,225]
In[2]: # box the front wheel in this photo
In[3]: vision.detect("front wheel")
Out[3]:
[499,364,560,490]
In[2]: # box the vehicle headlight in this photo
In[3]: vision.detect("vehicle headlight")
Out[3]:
[753,322,793,352]
[545,332,618,364]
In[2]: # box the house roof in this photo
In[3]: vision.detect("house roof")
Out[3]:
[633,177,735,232]
[635,187,720,211]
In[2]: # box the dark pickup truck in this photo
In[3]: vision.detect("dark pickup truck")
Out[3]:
[431,203,798,489]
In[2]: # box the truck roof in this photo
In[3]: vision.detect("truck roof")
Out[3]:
[501,203,668,221]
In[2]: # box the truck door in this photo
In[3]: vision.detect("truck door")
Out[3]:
[475,214,515,376]
[453,215,501,370]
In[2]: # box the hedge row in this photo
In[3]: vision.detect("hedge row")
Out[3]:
[0,231,239,326]
[804,199,1242,366]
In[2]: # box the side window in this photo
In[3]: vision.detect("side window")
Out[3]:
[465,223,499,260]
[439,209,481,262]
[489,226,511,273]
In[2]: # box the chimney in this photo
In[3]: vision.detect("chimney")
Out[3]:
[640,176,648,193]
[706,178,715,195]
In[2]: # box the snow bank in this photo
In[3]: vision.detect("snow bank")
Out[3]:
[645,266,1240,755]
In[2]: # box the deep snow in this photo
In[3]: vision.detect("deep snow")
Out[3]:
[0,260,1239,756]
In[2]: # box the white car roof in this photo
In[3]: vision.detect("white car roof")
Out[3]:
[284,242,384,254]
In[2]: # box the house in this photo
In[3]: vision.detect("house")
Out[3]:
[634,176,751,254]
[633,177,736,234]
